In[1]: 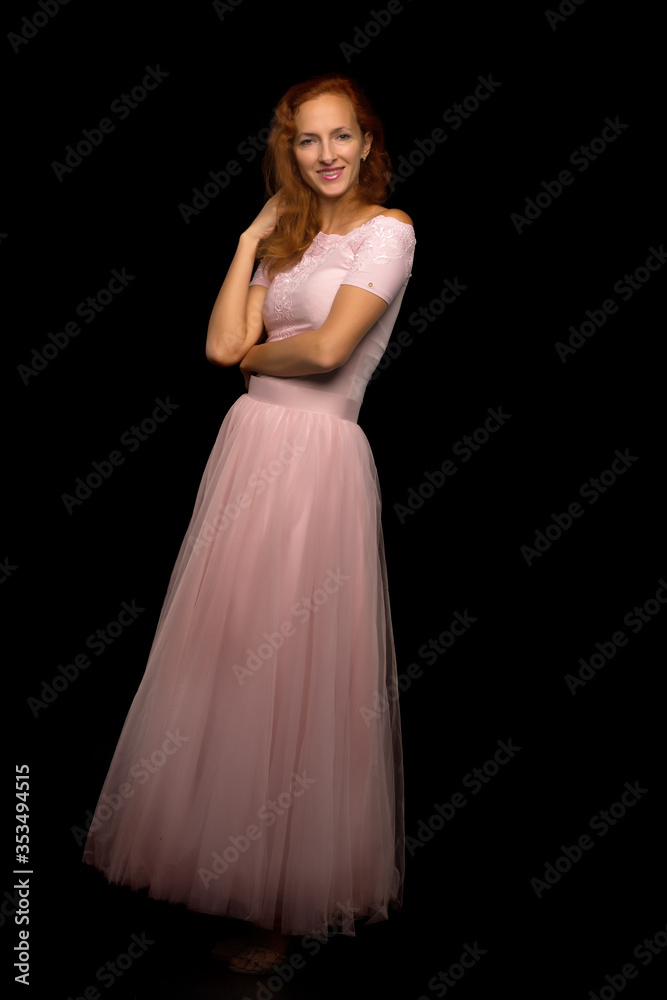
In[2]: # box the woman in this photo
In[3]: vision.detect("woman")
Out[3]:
[83,72,416,977]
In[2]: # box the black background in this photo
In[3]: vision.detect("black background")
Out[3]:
[3,1,666,997]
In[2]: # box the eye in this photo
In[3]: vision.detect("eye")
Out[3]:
[298,134,352,146]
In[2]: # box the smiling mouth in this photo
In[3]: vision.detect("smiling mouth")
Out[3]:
[317,168,345,179]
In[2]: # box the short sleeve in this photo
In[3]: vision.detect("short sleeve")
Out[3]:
[340,218,416,305]
[249,258,270,288]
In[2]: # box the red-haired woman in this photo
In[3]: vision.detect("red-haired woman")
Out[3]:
[83,73,416,977]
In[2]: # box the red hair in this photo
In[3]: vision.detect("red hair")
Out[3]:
[256,73,393,280]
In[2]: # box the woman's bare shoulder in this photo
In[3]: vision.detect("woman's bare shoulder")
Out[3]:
[379,208,414,227]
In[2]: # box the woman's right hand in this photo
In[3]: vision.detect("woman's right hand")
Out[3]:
[243,190,285,243]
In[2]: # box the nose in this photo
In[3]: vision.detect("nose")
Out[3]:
[319,141,335,163]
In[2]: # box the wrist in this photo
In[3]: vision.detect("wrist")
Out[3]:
[240,346,256,372]
[239,230,261,249]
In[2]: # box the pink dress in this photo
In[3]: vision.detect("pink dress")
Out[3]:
[82,214,416,939]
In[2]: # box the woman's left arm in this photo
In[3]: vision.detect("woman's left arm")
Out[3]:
[239,285,390,378]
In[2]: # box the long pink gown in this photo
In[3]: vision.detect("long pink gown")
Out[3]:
[82,214,416,940]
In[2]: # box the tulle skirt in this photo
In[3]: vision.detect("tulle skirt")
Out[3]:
[82,375,404,939]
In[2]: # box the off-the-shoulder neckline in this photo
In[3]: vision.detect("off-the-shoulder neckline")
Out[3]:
[315,214,414,240]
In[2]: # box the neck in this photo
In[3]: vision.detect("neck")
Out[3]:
[317,193,368,235]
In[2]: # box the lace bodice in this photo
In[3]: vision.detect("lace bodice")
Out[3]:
[249,214,416,405]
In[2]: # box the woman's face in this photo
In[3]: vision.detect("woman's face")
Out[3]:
[292,94,372,203]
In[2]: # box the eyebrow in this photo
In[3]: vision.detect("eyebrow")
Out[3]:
[295,126,353,138]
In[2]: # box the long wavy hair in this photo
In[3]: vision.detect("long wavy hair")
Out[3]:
[256,73,393,280]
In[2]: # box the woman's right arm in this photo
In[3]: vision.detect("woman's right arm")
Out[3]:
[205,192,283,367]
